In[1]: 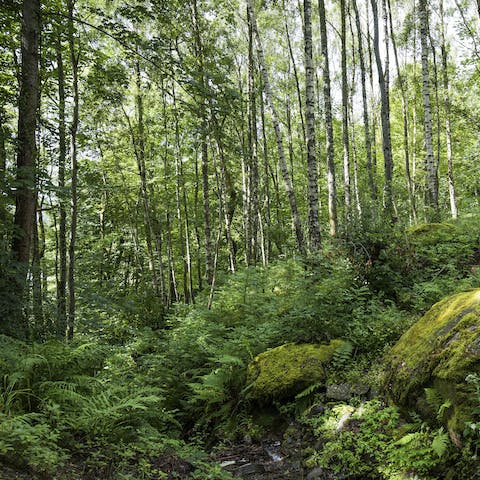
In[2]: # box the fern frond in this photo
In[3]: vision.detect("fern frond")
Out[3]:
[295,382,323,400]
[431,427,450,457]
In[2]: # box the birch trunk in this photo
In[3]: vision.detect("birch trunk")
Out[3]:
[318,0,338,236]
[303,0,321,250]
[340,0,351,222]
[419,0,439,218]
[440,0,457,219]
[247,0,305,253]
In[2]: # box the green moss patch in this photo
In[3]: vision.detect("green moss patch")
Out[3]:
[246,340,345,400]
[384,289,480,432]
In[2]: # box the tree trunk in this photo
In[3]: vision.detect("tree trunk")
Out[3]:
[283,0,306,148]
[192,0,214,283]
[340,0,351,224]
[246,12,259,265]
[388,0,416,221]
[10,0,41,337]
[318,0,338,236]
[67,0,78,341]
[56,29,67,338]
[247,0,305,254]
[371,0,394,217]
[303,0,321,250]
[352,0,377,206]
[419,0,439,219]
[440,0,457,219]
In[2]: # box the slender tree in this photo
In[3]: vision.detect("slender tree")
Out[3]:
[340,0,351,222]
[371,0,394,217]
[303,0,321,250]
[67,0,78,340]
[247,0,305,253]
[352,0,377,205]
[318,0,338,236]
[440,0,457,218]
[419,0,439,219]
[56,28,68,337]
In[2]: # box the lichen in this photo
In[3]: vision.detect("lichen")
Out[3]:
[247,340,345,400]
[384,289,480,433]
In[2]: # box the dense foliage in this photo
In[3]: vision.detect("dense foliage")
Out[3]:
[1,0,480,477]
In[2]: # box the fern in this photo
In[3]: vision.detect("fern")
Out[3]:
[295,382,323,400]
[424,387,452,421]
[331,341,353,368]
[431,427,450,457]
[395,431,422,446]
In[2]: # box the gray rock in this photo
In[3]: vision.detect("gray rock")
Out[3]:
[326,383,351,401]
[351,383,370,396]
[235,463,265,477]
[306,467,325,480]
[307,403,325,418]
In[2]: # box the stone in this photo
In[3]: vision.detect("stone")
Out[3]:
[326,383,351,401]
[306,467,325,480]
[351,383,370,397]
[384,289,480,433]
[246,340,348,400]
[235,463,265,477]
[307,403,325,417]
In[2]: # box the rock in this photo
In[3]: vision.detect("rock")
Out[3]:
[351,383,370,397]
[384,289,480,433]
[306,403,325,418]
[306,467,325,480]
[235,463,265,477]
[326,383,351,401]
[247,340,348,400]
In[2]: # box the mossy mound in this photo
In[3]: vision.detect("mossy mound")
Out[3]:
[384,289,480,432]
[247,340,345,400]
[407,222,457,245]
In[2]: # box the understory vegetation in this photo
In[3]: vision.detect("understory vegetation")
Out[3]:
[0,216,479,479]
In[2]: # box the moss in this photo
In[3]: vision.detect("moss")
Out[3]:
[247,340,345,400]
[384,289,480,433]
[407,223,457,245]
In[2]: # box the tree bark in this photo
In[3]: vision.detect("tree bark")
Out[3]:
[371,0,394,217]
[10,0,41,336]
[352,0,377,206]
[192,0,214,283]
[318,0,338,236]
[67,0,78,340]
[388,0,416,221]
[56,29,68,338]
[419,0,439,219]
[340,0,351,223]
[303,0,321,250]
[247,0,305,254]
[440,0,457,219]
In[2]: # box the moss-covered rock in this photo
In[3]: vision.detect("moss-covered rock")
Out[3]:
[407,222,457,245]
[384,289,480,432]
[247,340,346,400]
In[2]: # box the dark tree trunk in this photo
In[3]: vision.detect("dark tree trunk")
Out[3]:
[67,0,78,340]
[371,0,394,217]
[10,0,41,337]
[56,29,68,338]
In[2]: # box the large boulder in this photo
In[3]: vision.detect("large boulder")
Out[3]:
[384,289,480,433]
[247,340,346,400]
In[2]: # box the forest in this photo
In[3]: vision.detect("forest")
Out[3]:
[0,0,480,478]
